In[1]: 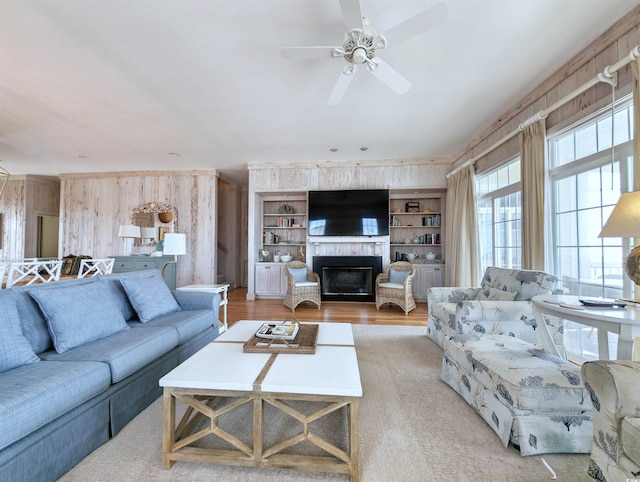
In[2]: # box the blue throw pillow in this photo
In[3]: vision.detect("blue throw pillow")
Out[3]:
[0,291,39,373]
[30,282,129,353]
[389,269,409,284]
[121,275,181,323]
[288,267,308,283]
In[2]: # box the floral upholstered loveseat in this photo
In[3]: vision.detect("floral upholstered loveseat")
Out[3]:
[582,360,640,481]
[430,267,593,455]
[427,267,564,349]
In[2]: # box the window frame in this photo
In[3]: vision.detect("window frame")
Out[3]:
[476,157,522,274]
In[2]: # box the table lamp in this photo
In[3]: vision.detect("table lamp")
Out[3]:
[598,191,640,299]
[118,224,141,256]
[162,233,186,277]
[140,227,156,244]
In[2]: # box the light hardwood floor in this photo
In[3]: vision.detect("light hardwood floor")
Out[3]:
[226,287,427,328]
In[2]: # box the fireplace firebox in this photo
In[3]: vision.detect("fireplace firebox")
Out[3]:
[313,256,383,302]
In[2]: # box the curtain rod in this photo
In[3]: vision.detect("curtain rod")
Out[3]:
[446,45,640,179]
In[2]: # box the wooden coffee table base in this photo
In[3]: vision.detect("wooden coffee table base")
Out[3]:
[163,387,360,481]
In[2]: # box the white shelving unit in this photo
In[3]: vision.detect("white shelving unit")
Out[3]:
[389,193,444,263]
[261,195,307,261]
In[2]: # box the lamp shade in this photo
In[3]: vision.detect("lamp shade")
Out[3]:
[140,227,156,239]
[599,192,640,238]
[118,224,141,238]
[163,233,186,256]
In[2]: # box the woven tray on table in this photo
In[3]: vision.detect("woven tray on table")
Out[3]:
[243,323,318,354]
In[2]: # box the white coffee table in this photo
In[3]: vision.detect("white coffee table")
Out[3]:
[160,320,362,480]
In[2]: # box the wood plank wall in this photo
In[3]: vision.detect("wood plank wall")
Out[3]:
[248,158,449,192]
[453,6,640,174]
[245,159,449,298]
[58,170,219,286]
[0,175,60,259]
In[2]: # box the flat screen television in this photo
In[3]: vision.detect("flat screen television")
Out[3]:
[308,189,390,236]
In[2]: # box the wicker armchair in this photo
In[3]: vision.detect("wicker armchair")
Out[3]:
[375,261,416,315]
[283,261,321,312]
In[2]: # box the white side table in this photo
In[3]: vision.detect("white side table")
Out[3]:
[176,284,230,333]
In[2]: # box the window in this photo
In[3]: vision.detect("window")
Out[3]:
[549,99,634,361]
[476,158,522,275]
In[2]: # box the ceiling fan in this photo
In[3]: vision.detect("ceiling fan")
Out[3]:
[280,0,448,105]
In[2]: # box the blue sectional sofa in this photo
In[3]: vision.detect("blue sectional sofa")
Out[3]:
[0,269,221,482]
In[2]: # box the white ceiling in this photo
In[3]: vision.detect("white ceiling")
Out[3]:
[1,0,639,185]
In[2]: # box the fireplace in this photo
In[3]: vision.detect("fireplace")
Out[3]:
[313,256,383,302]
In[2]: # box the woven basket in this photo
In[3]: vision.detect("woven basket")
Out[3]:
[243,323,318,354]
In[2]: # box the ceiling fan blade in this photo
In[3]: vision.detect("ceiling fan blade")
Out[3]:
[380,2,448,45]
[327,71,355,106]
[280,46,336,60]
[370,59,411,96]
[339,0,363,31]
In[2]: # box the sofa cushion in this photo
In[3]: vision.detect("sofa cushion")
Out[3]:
[288,267,308,282]
[0,291,39,373]
[476,287,517,301]
[40,325,179,383]
[622,417,640,467]
[30,282,129,353]
[0,360,111,451]
[481,267,557,301]
[130,309,214,344]
[11,278,98,354]
[121,275,181,323]
[444,334,589,412]
[389,269,409,284]
[96,276,138,321]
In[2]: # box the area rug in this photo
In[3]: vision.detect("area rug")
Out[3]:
[59,325,590,481]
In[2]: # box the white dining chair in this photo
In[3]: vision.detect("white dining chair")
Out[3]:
[77,258,115,278]
[5,260,63,288]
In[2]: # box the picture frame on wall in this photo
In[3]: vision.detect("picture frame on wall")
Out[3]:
[159,226,170,241]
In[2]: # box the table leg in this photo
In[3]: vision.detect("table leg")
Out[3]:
[597,329,610,360]
[533,310,564,359]
[162,389,176,469]
[349,398,360,482]
[223,289,228,332]
[253,396,262,463]
[617,325,634,360]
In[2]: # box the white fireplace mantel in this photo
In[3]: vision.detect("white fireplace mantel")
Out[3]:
[306,236,391,268]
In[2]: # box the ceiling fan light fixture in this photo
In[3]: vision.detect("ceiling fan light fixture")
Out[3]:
[352,47,367,64]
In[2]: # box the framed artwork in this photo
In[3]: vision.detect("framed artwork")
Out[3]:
[159,226,170,241]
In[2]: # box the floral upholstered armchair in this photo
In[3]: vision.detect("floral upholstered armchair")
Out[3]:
[427,267,564,349]
[581,360,640,481]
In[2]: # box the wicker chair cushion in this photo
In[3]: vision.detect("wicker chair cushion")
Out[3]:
[389,269,409,284]
[378,282,404,289]
[288,267,308,282]
[295,281,318,287]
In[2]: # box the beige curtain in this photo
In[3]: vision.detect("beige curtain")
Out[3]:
[445,165,478,286]
[519,119,546,270]
[633,57,640,190]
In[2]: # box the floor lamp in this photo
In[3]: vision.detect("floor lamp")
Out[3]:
[118,225,141,256]
[162,233,186,277]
